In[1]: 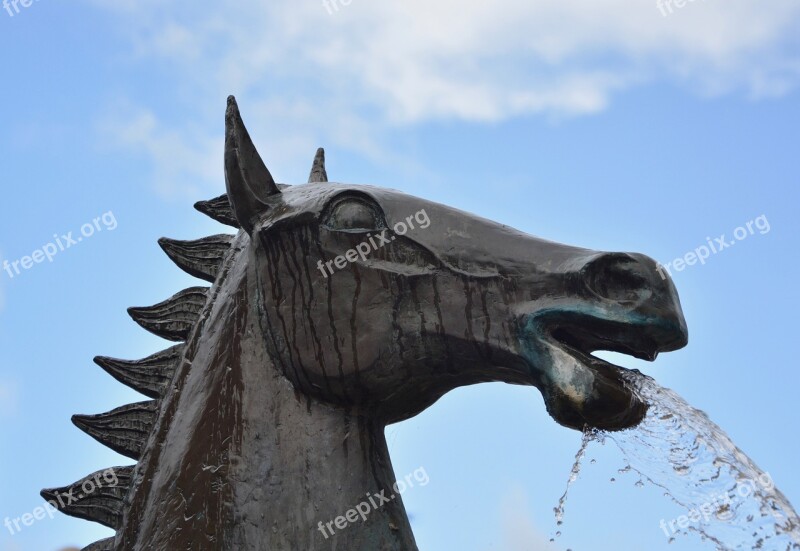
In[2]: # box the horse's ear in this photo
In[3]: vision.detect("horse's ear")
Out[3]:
[224,96,280,232]
[308,147,328,183]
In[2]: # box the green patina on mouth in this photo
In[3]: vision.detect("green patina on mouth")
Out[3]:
[517,307,660,431]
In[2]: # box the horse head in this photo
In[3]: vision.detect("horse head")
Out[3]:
[225,96,688,432]
[43,96,688,551]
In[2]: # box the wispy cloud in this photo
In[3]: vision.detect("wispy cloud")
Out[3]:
[0,380,18,418]
[499,488,563,551]
[86,0,800,194]
[91,1,800,118]
[97,103,222,199]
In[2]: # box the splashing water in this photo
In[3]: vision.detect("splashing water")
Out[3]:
[554,429,594,528]
[556,370,800,550]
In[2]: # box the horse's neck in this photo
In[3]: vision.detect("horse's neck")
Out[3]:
[118,245,418,550]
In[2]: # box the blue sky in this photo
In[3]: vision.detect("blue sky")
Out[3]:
[0,1,798,550]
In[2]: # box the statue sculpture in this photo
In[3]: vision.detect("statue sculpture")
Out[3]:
[42,97,688,550]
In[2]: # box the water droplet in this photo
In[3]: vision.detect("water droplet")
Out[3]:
[553,428,596,527]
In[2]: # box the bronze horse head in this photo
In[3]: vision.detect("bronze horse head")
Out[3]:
[43,96,688,550]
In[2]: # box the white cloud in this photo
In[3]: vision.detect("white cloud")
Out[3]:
[97,103,222,199]
[498,488,563,551]
[0,380,18,418]
[91,0,800,118]
[86,0,800,192]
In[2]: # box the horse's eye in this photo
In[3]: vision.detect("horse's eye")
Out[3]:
[323,197,386,232]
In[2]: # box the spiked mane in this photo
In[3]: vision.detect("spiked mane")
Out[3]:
[41,146,328,550]
[39,97,692,551]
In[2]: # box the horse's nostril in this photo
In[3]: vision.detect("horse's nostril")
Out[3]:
[583,253,653,303]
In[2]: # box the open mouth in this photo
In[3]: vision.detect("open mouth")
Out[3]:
[525,313,688,432]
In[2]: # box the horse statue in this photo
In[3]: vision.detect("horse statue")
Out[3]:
[42,96,688,550]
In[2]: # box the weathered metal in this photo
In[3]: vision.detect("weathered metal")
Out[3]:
[43,96,688,550]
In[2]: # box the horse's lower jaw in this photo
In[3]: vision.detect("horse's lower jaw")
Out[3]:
[540,338,648,432]
[521,331,650,432]
[519,305,687,431]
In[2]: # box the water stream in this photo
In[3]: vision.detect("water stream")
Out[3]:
[555,370,800,550]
